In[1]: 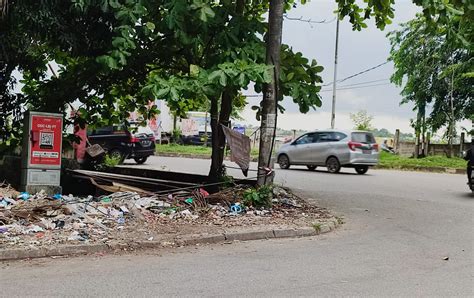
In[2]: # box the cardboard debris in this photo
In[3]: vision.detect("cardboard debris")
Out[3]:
[1,184,328,249]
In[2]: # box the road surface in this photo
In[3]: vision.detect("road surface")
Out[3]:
[1,156,473,296]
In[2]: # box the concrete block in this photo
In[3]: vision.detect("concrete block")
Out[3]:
[327,221,336,230]
[273,229,298,238]
[225,230,275,241]
[183,234,226,245]
[0,244,109,261]
[319,224,331,234]
[295,227,317,237]
[24,185,62,196]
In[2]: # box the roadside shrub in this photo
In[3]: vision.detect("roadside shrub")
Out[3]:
[243,185,273,208]
[94,154,121,171]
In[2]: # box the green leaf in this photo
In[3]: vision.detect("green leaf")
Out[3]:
[190,64,200,77]
[100,0,109,12]
[203,6,215,18]
[313,66,324,72]
[445,4,464,15]
[146,22,156,31]
[238,73,246,86]
[155,87,170,98]
[219,73,227,86]
[287,72,295,81]
[208,70,223,82]
[262,69,272,83]
[170,88,179,100]
[117,51,127,65]
[106,57,118,69]
[112,37,126,48]
[199,9,208,22]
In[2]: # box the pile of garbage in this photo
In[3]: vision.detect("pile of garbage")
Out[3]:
[1,182,330,249]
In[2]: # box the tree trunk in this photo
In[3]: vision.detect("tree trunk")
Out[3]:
[257,0,284,186]
[207,0,244,186]
[208,89,234,184]
[208,95,220,181]
[447,123,453,158]
[421,114,426,157]
[447,68,455,158]
[414,131,420,158]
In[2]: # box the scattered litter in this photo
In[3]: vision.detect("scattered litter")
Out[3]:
[117,216,125,225]
[0,183,330,249]
[443,256,449,261]
[230,203,243,214]
[18,192,30,201]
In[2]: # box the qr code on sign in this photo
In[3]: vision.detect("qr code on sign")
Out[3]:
[40,132,54,148]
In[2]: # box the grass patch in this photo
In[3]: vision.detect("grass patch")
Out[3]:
[156,144,212,155]
[156,144,259,158]
[312,222,322,233]
[335,216,345,225]
[379,151,465,170]
[156,145,464,169]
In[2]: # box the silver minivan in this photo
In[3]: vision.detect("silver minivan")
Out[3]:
[276,130,379,174]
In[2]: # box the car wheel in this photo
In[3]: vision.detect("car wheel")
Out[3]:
[326,157,341,173]
[307,165,317,171]
[278,154,290,169]
[109,149,125,164]
[134,157,148,164]
[355,166,369,175]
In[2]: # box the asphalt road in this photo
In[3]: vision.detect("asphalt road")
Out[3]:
[1,156,473,297]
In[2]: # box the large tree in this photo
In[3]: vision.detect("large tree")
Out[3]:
[1,0,471,170]
[388,15,473,156]
[0,0,324,181]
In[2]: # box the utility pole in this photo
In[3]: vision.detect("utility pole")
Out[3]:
[257,0,284,186]
[448,68,455,157]
[330,15,340,129]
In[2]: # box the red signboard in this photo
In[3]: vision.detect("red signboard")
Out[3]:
[30,115,62,166]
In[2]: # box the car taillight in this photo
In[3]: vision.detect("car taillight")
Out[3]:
[348,141,363,151]
[372,143,379,151]
[150,136,155,142]
[130,136,140,143]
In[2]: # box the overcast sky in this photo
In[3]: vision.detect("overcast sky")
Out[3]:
[13,1,469,135]
[241,1,421,133]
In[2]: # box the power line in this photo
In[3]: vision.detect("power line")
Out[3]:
[322,61,390,87]
[242,79,391,98]
[320,82,391,92]
[334,78,389,88]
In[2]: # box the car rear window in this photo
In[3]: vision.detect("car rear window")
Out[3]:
[351,132,375,144]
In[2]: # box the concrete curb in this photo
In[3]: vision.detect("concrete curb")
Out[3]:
[374,164,465,175]
[156,153,465,175]
[156,152,259,162]
[0,220,339,261]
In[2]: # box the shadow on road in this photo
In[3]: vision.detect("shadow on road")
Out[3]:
[282,168,367,176]
[456,192,474,199]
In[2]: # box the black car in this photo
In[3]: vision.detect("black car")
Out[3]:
[180,131,212,146]
[88,125,155,164]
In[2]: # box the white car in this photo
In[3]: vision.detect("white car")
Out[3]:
[276,130,379,174]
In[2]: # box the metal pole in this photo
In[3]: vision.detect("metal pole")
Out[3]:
[331,15,340,129]
[449,68,455,157]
